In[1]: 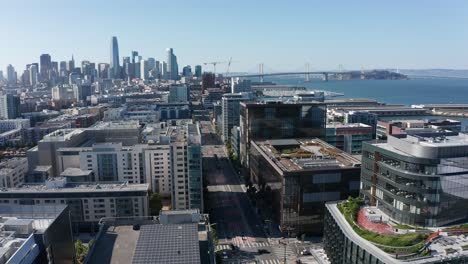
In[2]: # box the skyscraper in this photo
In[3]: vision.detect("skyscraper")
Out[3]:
[110,36,120,79]
[194,65,202,78]
[66,55,75,72]
[0,94,20,119]
[29,64,38,86]
[161,61,168,79]
[98,63,110,79]
[131,51,139,64]
[166,48,179,80]
[59,61,67,77]
[182,65,192,77]
[6,64,16,86]
[40,54,52,82]
[140,60,149,80]
[147,57,156,71]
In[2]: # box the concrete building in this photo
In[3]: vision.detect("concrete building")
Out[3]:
[27,121,142,177]
[231,78,252,93]
[52,84,75,103]
[249,138,361,234]
[377,119,462,140]
[30,121,203,211]
[0,204,75,264]
[202,88,224,109]
[0,157,27,188]
[23,120,73,145]
[0,119,30,132]
[88,210,215,264]
[168,84,189,103]
[230,126,241,159]
[0,94,20,119]
[344,111,378,137]
[0,178,149,225]
[221,92,255,142]
[325,123,373,154]
[73,83,92,104]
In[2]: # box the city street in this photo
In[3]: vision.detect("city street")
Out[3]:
[200,121,302,264]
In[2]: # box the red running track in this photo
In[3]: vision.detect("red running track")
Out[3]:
[357,209,394,235]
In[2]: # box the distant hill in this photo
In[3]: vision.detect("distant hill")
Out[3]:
[390,69,468,78]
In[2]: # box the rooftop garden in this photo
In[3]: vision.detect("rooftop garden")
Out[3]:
[338,197,429,255]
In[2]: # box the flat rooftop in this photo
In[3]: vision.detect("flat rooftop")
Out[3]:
[90,222,207,264]
[0,205,67,264]
[401,133,468,147]
[91,121,141,130]
[42,129,84,141]
[88,225,141,264]
[133,223,201,264]
[254,138,361,173]
[2,182,149,194]
[326,122,372,129]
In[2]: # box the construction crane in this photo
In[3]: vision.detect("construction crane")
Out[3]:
[225,57,239,76]
[203,61,226,75]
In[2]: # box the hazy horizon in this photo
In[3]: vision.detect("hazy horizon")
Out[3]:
[1,0,468,73]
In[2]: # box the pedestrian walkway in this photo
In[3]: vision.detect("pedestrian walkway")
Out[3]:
[216,240,270,251]
[257,259,282,264]
[270,243,296,263]
[224,260,281,264]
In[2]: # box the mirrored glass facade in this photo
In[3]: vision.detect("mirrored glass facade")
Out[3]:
[361,133,468,227]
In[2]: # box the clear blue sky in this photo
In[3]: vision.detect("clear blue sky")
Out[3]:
[1,0,467,73]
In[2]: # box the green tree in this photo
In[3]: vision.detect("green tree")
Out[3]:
[149,192,163,215]
[74,239,89,264]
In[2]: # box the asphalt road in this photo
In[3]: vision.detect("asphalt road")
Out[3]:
[200,121,301,264]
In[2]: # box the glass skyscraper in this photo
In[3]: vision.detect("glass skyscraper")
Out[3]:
[110,36,120,79]
[166,48,179,80]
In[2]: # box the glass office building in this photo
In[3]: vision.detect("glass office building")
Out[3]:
[361,132,468,227]
[249,138,361,234]
[239,101,326,167]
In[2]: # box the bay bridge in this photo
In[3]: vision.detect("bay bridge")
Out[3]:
[222,63,353,82]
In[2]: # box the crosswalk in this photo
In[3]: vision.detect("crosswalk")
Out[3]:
[256,259,282,264]
[270,244,296,263]
[216,241,270,251]
[223,259,281,264]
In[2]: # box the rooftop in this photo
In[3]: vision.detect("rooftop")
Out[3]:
[253,138,361,173]
[60,168,93,177]
[0,205,67,264]
[372,132,468,160]
[42,129,84,142]
[1,180,149,194]
[328,200,468,263]
[133,223,201,264]
[89,211,212,264]
[326,122,372,129]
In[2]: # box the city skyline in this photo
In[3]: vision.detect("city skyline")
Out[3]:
[1,0,468,73]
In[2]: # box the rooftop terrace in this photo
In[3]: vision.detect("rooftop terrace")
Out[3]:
[328,199,468,263]
[255,138,360,172]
